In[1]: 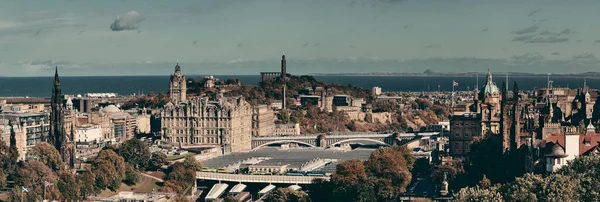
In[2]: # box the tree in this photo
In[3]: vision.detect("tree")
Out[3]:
[30,142,63,171]
[431,164,462,186]
[15,160,61,200]
[57,170,81,200]
[93,163,121,191]
[159,180,184,193]
[150,151,168,170]
[412,158,431,177]
[119,138,151,170]
[364,146,413,197]
[331,160,375,202]
[182,155,203,171]
[452,186,503,202]
[124,164,141,185]
[92,149,126,191]
[78,169,97,198]
[263,188,311,202]
[478,175,491,189]
[538,174,578,202]
[498,173,542,202]
[465,135,508,184]
[306,178,333,202]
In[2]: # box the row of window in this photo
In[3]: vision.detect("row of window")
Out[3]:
[168,129,230,135]
[173,136,224,144]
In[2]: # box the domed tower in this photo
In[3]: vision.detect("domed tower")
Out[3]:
[479,69,500,104]
[169,61,187,104]
[479,69,501,135]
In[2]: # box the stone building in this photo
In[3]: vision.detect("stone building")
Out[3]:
[161,97,253,152]
[169,62,187,104]
[0,118,27,160]
[450,69,502,156]
[252,105,275,136]
[449,113,482,156]
[273,123,301,136]
[161,64,253,152]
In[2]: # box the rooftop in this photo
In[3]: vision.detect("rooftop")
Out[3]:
[202,147,375,173]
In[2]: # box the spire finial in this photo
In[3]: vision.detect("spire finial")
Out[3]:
[54,66,60,86]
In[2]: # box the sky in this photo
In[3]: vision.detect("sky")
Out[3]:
[0,0,599,76]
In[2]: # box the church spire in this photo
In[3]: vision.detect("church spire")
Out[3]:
[54,66,60,88]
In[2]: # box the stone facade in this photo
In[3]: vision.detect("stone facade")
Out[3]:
[161,62,252,152]
[169,62,187,104]
[450,69,501,156]
[160,97,253,152]
[273,123,301,136]
[252,105,275,136]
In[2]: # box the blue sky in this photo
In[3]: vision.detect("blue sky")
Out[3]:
[0,0,599,76]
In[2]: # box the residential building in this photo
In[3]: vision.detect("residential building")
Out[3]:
[252,105,275,136]
[273,123,301,136]
[74,124,103,143]
[3,112,49,159]
[449,113,482,156]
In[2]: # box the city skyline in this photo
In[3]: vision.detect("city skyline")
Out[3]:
[1,0,600,76]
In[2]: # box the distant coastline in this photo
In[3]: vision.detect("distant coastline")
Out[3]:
[309,72,600,77]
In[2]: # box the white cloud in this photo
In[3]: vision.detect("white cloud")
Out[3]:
[110,11,145,31]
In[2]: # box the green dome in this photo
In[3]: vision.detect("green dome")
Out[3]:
[479,69,499,98]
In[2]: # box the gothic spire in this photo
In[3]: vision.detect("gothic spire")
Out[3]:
[54,66,60,88]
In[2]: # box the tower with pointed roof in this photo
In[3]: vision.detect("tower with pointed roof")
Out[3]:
[49,67,65,149]
[169,62,187,104]
[49,67,75,168]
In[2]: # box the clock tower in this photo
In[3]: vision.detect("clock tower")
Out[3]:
[169,62,187,104]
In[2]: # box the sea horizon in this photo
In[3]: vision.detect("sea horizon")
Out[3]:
[0,74,596,98]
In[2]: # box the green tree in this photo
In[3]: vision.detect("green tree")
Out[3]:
[452,186,503,202]
[30,142,63,171]
[124,164,141,185]
[263,188,311,202]
[306,178,333,202]
[150,151,168,170]
[182,155,203,171]
[364,146,413,196]
[57,170,81,200]
[538,174,578,202]
[431,164,462,186]
[161,162,197,194]
[92,149,126,191]
[331,160,375,202]
[465,135,508,184]
[412,158,431,177]
[119,138,151,170]
[498,173,542,202]
[78,169,97,198]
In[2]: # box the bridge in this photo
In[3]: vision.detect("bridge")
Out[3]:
[251,132,440,149]
[196,172,329,184]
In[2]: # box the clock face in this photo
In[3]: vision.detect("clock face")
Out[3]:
[173,82,178,87]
